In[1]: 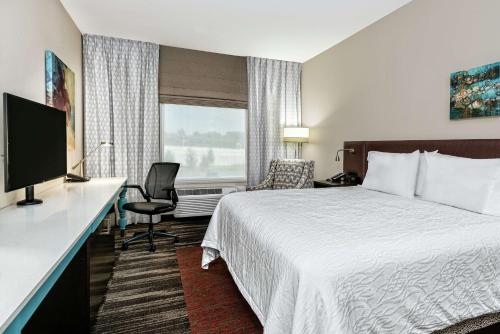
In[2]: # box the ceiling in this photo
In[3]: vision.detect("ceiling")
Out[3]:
[60,0,413,62]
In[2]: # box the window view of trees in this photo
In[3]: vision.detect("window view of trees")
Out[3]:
[161,104,246,179]
[163,130,245,149]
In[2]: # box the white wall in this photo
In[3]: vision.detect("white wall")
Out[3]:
[0,0,82,207]
[302,0,500,179]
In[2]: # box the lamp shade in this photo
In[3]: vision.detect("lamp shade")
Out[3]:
[283,127,309,143]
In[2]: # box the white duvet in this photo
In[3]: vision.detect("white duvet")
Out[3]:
[201,187,500,334]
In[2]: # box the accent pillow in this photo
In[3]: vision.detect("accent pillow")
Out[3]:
[415,150,438,197]
[362,150,420,198]
[421,153,500,214]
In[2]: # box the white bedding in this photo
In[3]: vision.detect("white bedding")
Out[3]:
[201,187,500,334]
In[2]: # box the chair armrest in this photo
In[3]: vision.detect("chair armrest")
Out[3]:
[122,184,150,202]
[295,162,314,189]
[162,187,179,204]
[247,160,278,191]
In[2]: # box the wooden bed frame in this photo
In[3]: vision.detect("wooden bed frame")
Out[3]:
[343,139,500,181]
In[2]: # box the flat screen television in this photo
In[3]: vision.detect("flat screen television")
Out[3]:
[3,93,67,205]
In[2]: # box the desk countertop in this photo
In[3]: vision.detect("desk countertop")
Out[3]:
[0,177,127,333]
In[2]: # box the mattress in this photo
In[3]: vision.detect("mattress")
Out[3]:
[201,186,500,334]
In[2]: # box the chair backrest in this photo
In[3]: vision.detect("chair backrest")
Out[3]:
[272,159,314,189]
[144,162,180,200]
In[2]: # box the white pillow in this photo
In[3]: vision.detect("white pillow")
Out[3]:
[415,150,438,196]
[362,150,420,198]
[421,153,500,214]
[484,180,500,216]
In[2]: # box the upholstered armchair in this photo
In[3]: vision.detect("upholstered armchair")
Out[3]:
[248,159,315,191]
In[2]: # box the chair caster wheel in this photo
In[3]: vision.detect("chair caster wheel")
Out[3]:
[149,245,156,252]
[121,243,128,250]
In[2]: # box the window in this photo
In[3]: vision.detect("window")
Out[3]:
[160,104,246,182]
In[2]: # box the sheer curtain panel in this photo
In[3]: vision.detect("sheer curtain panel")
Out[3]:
[83,34,160,223]
[246,57,302,186]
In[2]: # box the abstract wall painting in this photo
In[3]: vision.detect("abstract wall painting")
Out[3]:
[45,50,75,150]
[450,62,499,120]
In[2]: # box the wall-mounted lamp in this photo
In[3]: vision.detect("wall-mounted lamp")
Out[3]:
[335,148,355,162]
[284,127,310,159]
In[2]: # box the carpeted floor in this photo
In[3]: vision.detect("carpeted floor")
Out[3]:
[93,218,261,334]
[92,219,209,334]
[176,247,262,334]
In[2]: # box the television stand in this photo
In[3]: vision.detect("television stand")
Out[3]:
[17,185,43,206]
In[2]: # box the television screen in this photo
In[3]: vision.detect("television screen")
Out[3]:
[3,93,67,192]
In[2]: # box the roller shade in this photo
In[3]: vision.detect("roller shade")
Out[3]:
[159,46,248,108]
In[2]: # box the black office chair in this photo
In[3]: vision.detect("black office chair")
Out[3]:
[121,162,180,252]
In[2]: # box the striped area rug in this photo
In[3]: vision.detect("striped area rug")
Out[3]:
[92,219,208,334]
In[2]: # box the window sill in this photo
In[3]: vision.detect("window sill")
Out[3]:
[174,178,247,189]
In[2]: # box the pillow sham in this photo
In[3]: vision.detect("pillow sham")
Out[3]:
[415,150,438,197]
[362,150,420,198]
[421,153,500,214]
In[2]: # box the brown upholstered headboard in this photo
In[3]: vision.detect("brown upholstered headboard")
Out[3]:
[343,139,500,181]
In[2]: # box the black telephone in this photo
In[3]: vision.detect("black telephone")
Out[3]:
[327,172,360,184]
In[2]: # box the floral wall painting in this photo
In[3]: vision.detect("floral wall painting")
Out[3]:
[450,62,499,120]
[45,50,75,150]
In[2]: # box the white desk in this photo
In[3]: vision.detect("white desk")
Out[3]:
[0,178,127,333]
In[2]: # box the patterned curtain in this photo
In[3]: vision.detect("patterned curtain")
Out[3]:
[246,57,302,186]
[83,34,160,223]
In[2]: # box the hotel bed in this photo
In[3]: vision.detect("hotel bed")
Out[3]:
[201,139,500,334]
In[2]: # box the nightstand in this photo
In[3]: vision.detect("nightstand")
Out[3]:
[313,180,357,188]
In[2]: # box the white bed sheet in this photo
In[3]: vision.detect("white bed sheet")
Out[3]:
[201,187,500,334]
